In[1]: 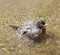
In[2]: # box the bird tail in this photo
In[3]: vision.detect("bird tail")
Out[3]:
[9,25,19,30]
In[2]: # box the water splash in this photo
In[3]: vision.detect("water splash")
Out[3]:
[17,20,39,39]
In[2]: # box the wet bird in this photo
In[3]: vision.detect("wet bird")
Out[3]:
[9,19,48,40]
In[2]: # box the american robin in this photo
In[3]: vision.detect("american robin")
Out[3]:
[9,20,48,39]
[37,20,48,39]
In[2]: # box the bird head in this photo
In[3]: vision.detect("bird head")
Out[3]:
[37,19,48,29]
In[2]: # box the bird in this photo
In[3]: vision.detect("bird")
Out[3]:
[9,19,48,40]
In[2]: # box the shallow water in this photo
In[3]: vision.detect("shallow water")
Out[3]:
[0,0,60,55]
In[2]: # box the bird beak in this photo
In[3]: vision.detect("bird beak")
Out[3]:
[44,23,49,27]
